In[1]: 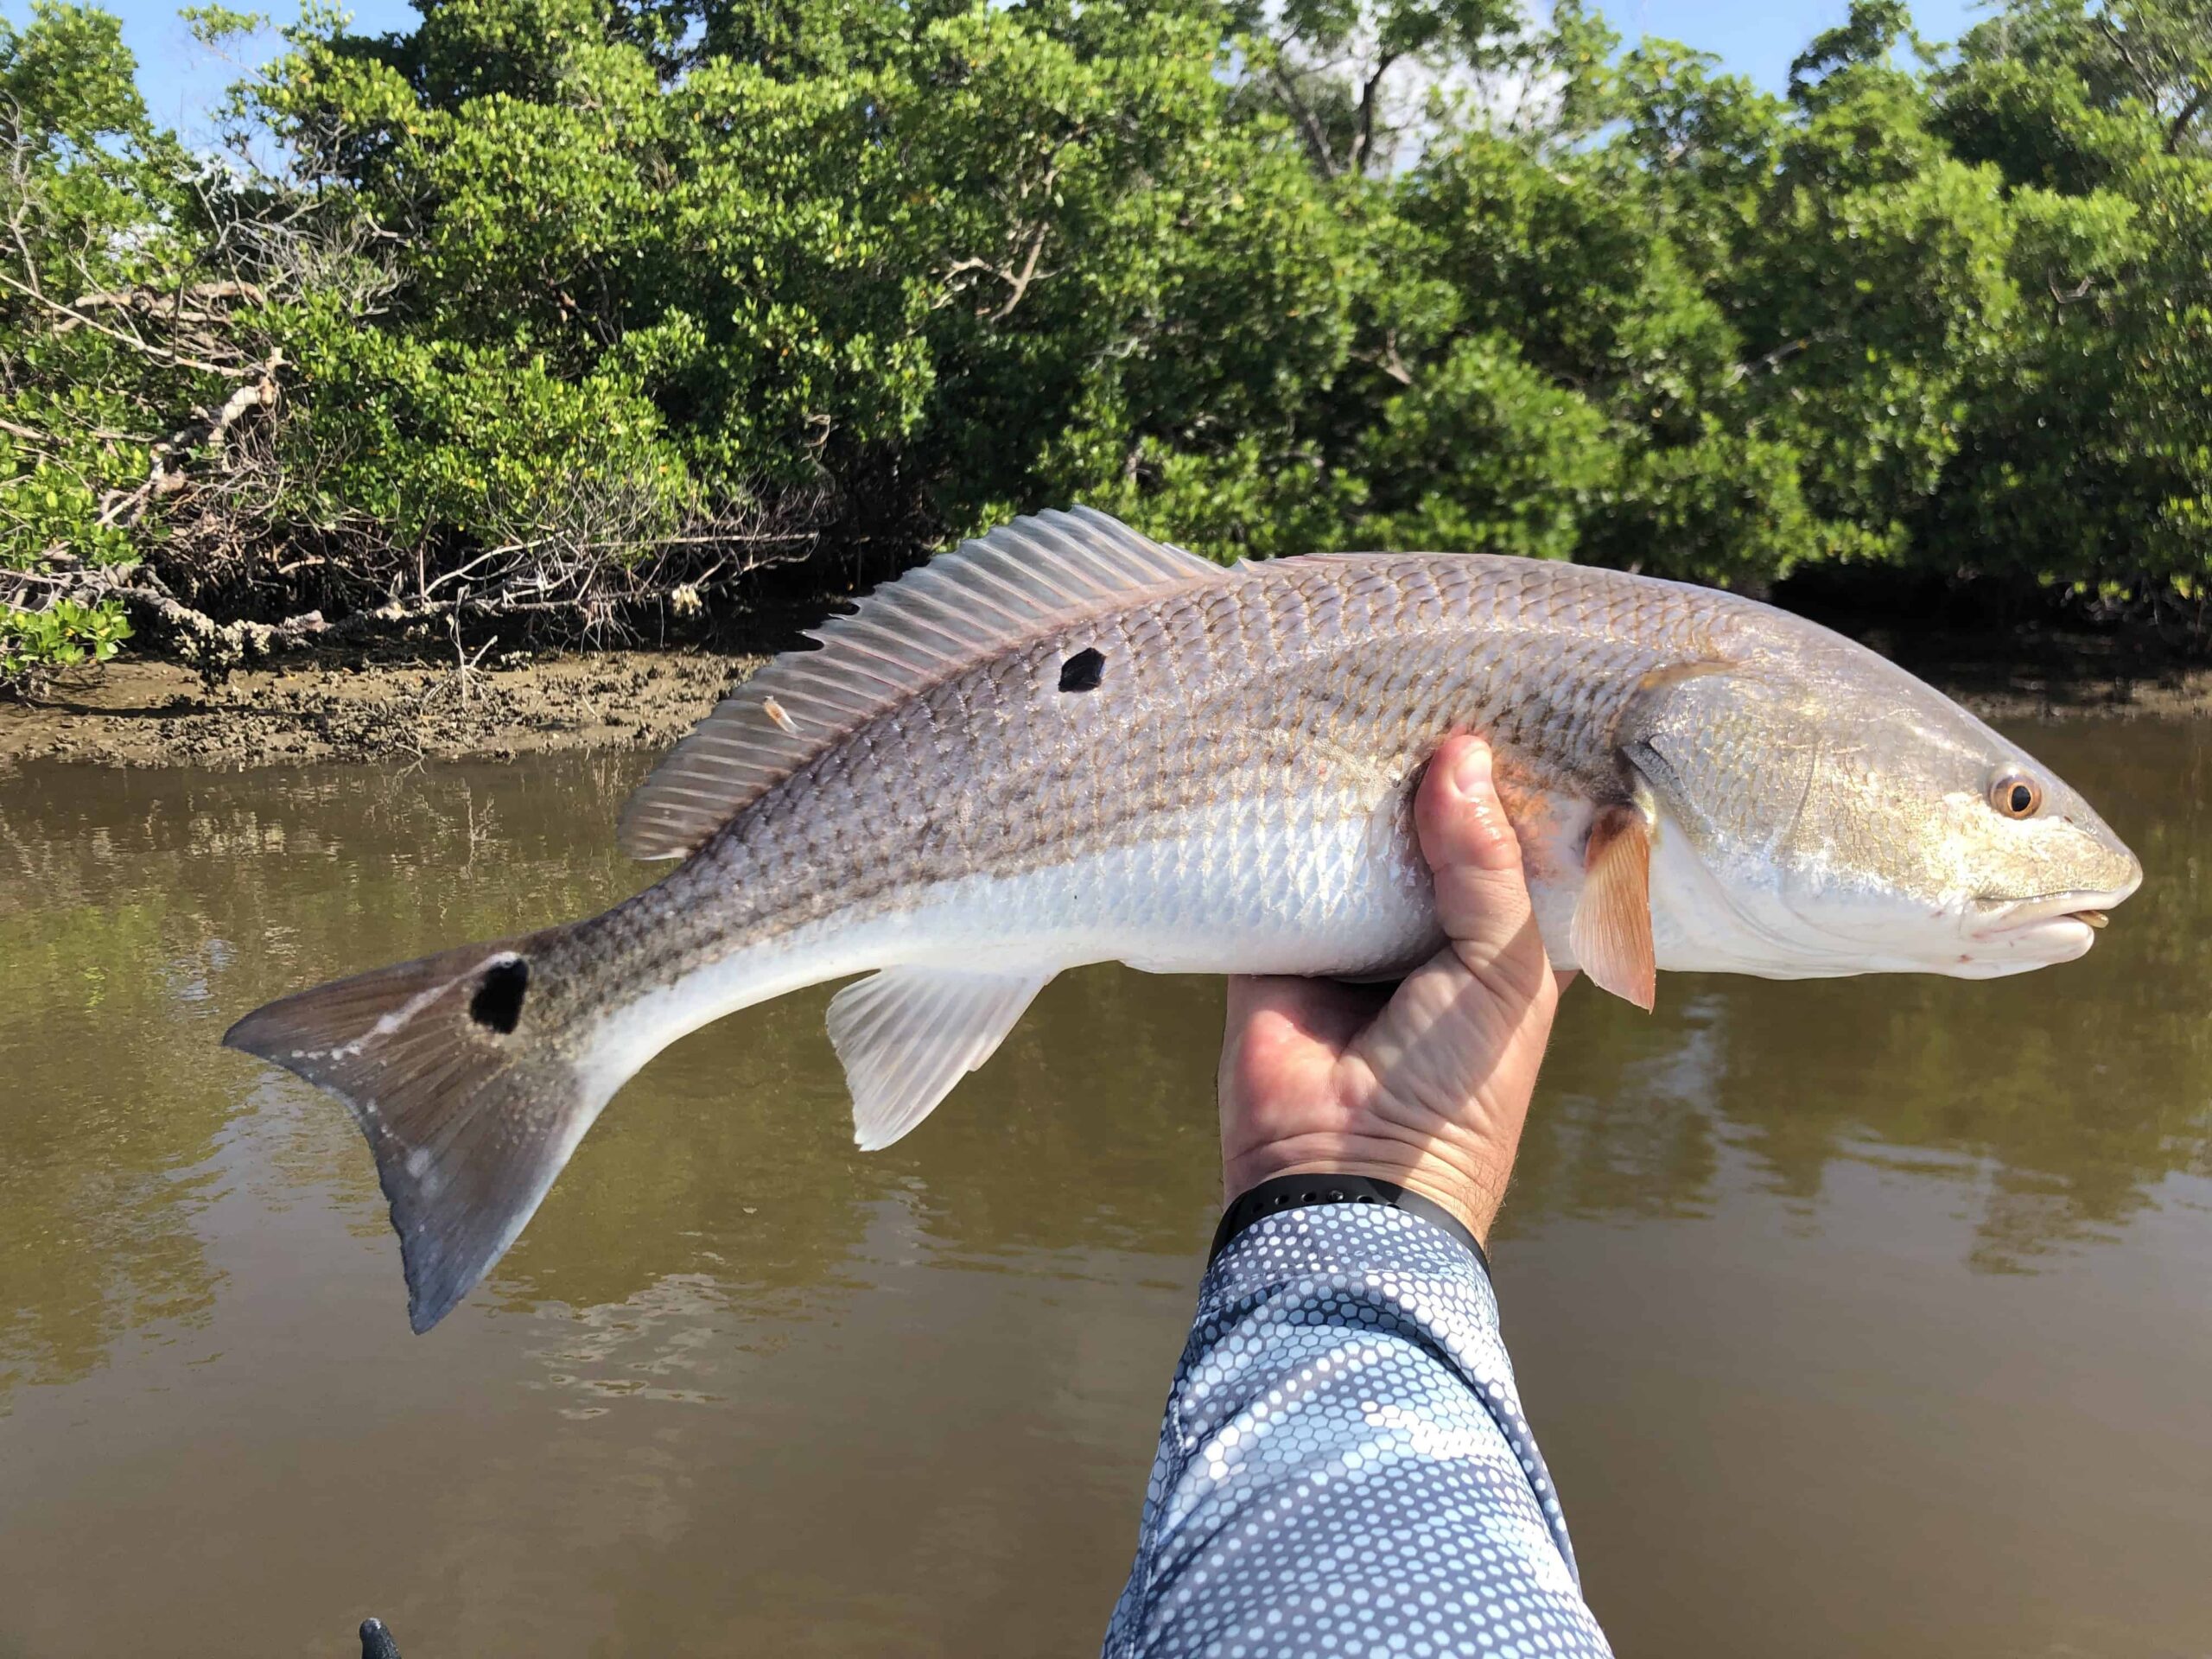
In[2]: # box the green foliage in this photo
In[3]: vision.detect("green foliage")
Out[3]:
[1927,0,2212,587]
[7,0,2212,683]
[0,5,193,598]
[0,594,130,677]
[179,6,269,46]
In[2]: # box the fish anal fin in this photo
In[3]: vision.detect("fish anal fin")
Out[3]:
[617,507,1228,861]
[827,964,1054,1150]
[1570,805,1656,1012]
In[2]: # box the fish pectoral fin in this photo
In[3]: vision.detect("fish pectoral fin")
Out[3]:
[1570,805,1657,1012]
[827,964,1055,1151]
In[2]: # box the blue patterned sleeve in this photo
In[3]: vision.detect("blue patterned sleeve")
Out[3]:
[1103,1202,1613,1658]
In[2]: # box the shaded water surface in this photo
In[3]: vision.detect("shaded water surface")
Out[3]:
[1,721,2208,1657]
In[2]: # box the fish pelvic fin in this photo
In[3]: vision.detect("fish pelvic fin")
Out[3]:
[222,928,614,1333]
[1570,805,1657,1011]
[827,964,1054,1150]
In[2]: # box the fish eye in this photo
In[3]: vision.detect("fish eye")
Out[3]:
[1988,769,2044,819]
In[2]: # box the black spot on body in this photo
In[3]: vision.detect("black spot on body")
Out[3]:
[1059,647,1105,692]
[470,957,529,1034]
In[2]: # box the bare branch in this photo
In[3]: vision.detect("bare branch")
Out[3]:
[56,279,267,327]
[988,222,1050,322]
[1728,335,1813,384]
[1349,52,1402,176]
[95,350,284,529]
[943,222,1052,321]
[0,268,246,376]
[2167,85,2209,153]
[2094,15,2167,111]
[1378,330,1414,386]
[1269,61,1342,181]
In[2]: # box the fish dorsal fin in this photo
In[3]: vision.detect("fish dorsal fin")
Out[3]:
[827,963,1055,1150]
[1571,804,1657,1011]
[618,507,1228,860]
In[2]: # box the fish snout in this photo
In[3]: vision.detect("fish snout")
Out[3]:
[1967,867,2143,963]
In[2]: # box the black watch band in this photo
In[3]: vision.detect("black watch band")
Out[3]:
[1208,1173,1489,1274]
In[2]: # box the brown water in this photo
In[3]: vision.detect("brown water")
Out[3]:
[1,722,2208,1659]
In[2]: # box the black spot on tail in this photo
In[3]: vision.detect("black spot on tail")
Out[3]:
[1058,647,1105,692]
[469,957,530,1033]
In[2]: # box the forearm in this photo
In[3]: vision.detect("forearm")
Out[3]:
[1105,1200,1611,1659]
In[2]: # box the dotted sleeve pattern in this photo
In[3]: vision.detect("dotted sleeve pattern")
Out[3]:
[1103,1203,1613,1659]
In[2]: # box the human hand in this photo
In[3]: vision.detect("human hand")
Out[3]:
[1217,736,1571,1245]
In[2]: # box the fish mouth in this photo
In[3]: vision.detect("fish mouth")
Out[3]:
[1967,882,2139,961]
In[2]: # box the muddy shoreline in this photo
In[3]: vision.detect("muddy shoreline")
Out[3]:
[3,629,2209,771]
[0,650,765,770]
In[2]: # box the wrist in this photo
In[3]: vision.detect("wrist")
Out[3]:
[1211,1170,1492,1270]
[1223,1141,1503,1244]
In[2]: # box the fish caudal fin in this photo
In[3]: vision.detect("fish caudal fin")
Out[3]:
[223,929,614,1333]
[827,965,1053,1150]
[1570,806,1657,1011]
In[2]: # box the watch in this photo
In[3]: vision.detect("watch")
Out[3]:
[1208,1172,1489,1274]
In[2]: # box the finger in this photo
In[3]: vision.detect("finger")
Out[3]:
[1222,974,1389,1116]
[1225,973,1390,1056]
[1344,737,1558,1099]
[1219,976,1387,1179]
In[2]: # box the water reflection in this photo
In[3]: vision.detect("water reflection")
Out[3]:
[0,721,2206,1656]
[2,723,2207,1391]
[0,759,651,1393]
[1513,721,2209,1265]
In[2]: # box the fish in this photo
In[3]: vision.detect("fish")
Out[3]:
[223,507,2143,1332]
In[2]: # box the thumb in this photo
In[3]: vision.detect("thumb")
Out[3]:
[1332,736,1563,1231]
[1415,736,1554,1004]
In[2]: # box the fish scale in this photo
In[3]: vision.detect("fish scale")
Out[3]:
[223,506,2140,1332]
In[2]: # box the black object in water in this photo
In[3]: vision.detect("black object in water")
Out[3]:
[360,1618,402,1659]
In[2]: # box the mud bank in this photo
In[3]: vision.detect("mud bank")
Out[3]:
[0,651,761,770]
[3,633,2208,772]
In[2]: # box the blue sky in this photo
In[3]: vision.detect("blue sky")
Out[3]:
[1626,0,1986,86]
[30,0,1991,144]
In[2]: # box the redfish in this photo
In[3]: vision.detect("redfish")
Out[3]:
[226,509,2141,1330]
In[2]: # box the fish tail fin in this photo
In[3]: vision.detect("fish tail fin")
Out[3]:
[223,925,616,1333]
